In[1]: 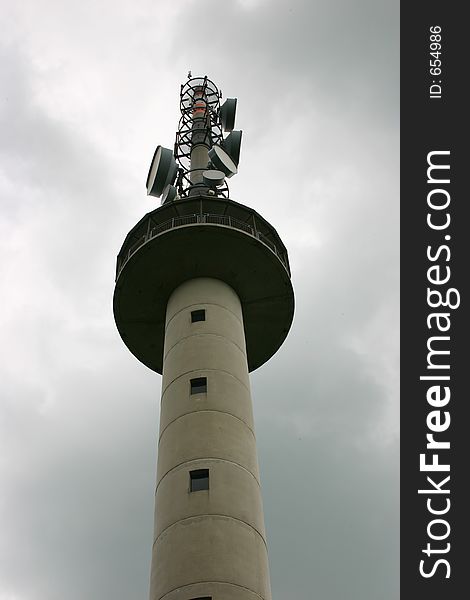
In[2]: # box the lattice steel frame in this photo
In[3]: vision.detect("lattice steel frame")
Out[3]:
[173,76,229,198]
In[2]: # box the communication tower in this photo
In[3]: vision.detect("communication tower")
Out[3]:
[113,75,294,600]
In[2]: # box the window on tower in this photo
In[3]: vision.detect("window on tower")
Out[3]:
[191,309,206,322]
[190,377,207,394]
[190,469,209,492]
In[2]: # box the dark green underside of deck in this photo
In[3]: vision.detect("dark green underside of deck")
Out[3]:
[113,224,294,374]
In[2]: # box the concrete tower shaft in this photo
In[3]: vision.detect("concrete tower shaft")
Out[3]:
[150,278,270,600]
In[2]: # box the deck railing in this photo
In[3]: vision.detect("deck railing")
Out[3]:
[117,213,289,279]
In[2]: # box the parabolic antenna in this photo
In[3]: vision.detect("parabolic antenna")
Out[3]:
[221,130,242,167]
[208,144,238,178]
[161,184,178,205]
[203,169,226,187]
[146,146,178,197]
[219,98,237,132]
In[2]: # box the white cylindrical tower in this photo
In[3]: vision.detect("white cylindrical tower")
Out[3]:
[113,75,294,600]
[150,277,270,600]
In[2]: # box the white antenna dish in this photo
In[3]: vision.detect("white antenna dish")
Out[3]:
[146,146,178,197]
[161,184,178,204]
[219,98,237,132]
[208,145,237,178]
[203,169,226,187]
[221,130,242,167]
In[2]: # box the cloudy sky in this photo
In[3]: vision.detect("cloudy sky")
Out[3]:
[0,1,399,599]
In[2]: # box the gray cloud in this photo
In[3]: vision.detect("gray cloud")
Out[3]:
[0,1,398,599]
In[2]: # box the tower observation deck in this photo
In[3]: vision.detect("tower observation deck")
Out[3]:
[113,76,294,600]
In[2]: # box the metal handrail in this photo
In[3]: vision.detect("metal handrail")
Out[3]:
[117,213,289,278]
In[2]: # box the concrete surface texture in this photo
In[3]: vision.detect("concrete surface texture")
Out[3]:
[149,277,272,600]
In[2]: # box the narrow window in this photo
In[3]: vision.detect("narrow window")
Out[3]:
[190,377,207,394]
[191,309,206,323]
[190,469,209,492]
[190,597,211,600]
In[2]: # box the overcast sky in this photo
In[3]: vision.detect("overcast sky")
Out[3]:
[0,1,399,599]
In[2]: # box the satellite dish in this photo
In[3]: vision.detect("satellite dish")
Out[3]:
[219,98,237,132]
[208,145,237,178]
[146,146,178,197]
[161,184,178,204]
[221,130,242,167]
[203,169,226,187]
